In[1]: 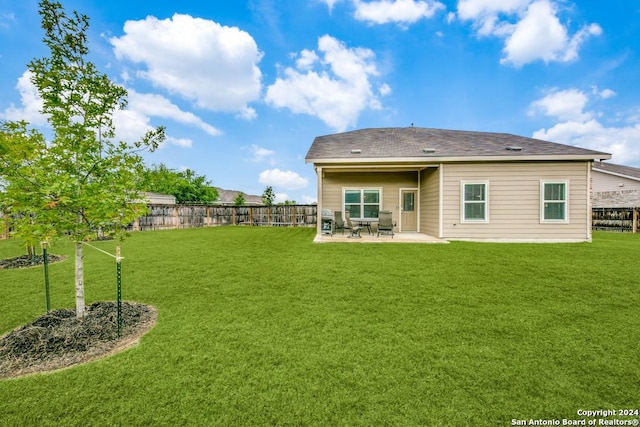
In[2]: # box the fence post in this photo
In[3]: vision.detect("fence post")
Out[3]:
[633,208,638,234]
[173,206,178,229]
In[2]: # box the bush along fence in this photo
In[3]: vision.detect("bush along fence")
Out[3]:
[592,207,639,233]
[130,204,318,231]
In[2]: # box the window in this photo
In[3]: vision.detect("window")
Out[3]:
[344,189,381,219]
[541,181,568,222]
[461,182,488,222]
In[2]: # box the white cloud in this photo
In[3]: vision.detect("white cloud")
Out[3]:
[258,169,309,190]
[296,49,319,70]
[379,83,392,96]
[111,89,218,147]
[127,90,221,136]
[321,0,343,12]
[0,71,48,125]
[112,108,150,144]
[458,0,529,22]
[353,0,445,26]
[164,136,193,148]
[0,72,216,148]
[248,144,276,163]
[110,14,263,119]
[457,0,602,67]
[593,87,616,100]
[301,194,318,204]
[528,88,590,121]
[501,1,568,66]
[0,12,15,30]
[111,106,186,148]
[530,89,640,165]
[265,35,389,131]
[274,192,289,203]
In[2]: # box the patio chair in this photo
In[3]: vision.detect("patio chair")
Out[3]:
[345,211,362,238]
[377,210,395,238]
[334,211,346,235]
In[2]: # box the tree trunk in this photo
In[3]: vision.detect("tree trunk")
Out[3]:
[75,241,85,319]
[26,245,35,265]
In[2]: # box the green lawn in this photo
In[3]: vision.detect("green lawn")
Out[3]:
[0,228,638,426]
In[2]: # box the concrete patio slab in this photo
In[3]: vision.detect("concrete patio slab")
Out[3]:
[313,232,449,244]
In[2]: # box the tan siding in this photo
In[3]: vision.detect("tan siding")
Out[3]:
[420,167,439,236]
[592,170,640,192]
[441,162,591,240]
[322,171,418,224]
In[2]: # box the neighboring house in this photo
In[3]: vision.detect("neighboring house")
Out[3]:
[305,127,611,242]
[144,192,176,205]
[214,188,263,206]
[592,161,640,207]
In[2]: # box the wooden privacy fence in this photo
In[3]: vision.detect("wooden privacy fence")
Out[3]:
[132,204,318,231]
[0,205,317,238]
[592,207,639,233]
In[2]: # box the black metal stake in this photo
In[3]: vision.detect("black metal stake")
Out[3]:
[42,242,51,312]
[116,245,122,338]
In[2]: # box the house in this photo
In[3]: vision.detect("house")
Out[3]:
[305,127,611,242]
[144,192,176,205]
[214,188,263,206]
[592,162,640,207]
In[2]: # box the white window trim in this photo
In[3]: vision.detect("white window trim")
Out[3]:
[343,187,383,220]
[540,180,569,224]
[460,181,489,223]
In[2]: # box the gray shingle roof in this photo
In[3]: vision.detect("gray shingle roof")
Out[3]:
[305,127,610,162]
[593,161,640,181]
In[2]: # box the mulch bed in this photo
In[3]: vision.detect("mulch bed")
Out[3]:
[0,301,157,379]
[0,254,66,270]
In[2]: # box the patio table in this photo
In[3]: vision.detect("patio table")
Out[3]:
[356,219,376,235]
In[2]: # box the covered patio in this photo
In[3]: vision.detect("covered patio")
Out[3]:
[313,231,448,244]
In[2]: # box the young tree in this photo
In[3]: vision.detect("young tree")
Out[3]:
[1,1,164,318]
[233,192,246,206]
[0,121,56,258]
[261,186,275,206]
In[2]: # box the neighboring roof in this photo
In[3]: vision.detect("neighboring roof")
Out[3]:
[305,127,611,163]
[214,188,263,205]
[593,161,640,182]
[144,192,176,204]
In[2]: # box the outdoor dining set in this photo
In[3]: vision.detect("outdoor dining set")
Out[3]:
[321,209,395,238]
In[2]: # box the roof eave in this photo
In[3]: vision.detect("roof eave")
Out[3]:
[306,153,612,164]
[593,167,640,182]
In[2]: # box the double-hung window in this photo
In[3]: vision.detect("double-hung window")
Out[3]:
[344,189,381,219]
[541,181,568,222]
[461,181,488,222]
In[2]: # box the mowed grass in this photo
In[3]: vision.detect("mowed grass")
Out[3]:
[0,227,638,426]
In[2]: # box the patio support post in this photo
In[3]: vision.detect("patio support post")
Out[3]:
[316,166,323,235]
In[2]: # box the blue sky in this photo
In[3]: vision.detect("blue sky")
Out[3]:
[1,0,639,203]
